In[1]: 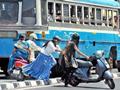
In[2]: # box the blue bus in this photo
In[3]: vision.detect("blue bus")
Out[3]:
[47,0,120,72]
[0,0,120,77]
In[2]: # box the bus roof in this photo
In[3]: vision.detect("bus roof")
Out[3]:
[65,0,120,8]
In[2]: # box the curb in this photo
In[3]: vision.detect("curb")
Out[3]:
[0,78,61,90]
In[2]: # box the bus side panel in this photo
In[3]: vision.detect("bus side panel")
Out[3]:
[0,39,15,57]
[0,38,15,76]
[45,29,117,58]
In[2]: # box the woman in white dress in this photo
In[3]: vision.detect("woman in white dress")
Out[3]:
[22,36,62,80]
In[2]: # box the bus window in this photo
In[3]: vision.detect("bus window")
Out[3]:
[56,3,62,22]
[102,9,107,26]
[96,8,102,25]
[0,31,17,38]
[77,6,82,24]
[41,0,47,25]
[84,7,89,24]
[0,2,18,24]
[90,8,95,25]
[84,7,89,19]
[90,8,95,20]
[63,4,69,23]
[108,10,112,26]
[113,11,118,28]
[48,2,54,22]
[70,5,76,23]
[22,0,36,25]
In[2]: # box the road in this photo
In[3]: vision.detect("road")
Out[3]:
[15,78,120,90]
[0,69,119,90]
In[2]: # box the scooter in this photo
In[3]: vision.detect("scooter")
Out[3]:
[10,50,41,81]
[66,50,115,89]
[9,57,29,81]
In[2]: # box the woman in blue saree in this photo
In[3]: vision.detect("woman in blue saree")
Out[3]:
[22,36,62,80]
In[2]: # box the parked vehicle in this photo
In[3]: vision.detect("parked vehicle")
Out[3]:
[64,50,115,89]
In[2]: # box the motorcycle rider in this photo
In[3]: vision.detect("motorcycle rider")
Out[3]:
[60,33,89,87]
[26,33,41,62]
[7,34,30,73]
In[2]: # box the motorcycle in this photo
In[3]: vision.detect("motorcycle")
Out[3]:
[65,50,115,89]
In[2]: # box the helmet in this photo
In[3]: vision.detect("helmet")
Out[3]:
[71,33,80,41]
[95,50,104,58]
[53,36,61,41]
[29,33,37,39]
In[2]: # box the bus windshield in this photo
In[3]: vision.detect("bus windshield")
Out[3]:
[0,2,18,24]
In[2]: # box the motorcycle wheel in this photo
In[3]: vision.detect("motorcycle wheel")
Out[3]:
[70,76,79,87]
[16,71,24,81]
[105,79,115,89]
[9,68,24,81]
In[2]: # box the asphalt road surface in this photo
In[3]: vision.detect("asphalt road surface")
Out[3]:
[15,78,120,90]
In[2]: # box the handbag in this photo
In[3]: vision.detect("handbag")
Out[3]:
[64,55,70,67]
[63,55,78,68]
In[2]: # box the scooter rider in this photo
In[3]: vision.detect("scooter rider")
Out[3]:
[60,33,89,87]
[7,34,30,73]
[26,33,41,62]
